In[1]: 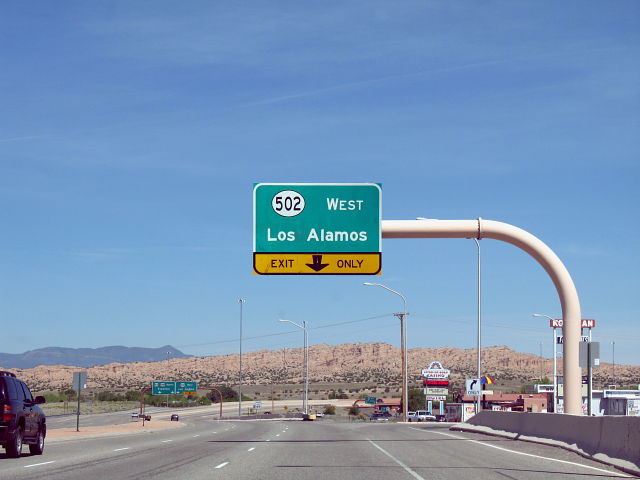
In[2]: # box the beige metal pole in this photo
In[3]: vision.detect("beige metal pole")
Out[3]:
[383,219,582,415]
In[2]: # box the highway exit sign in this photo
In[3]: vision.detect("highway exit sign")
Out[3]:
[176,381,198,393]
[152,381,176,395]
[152,381,198,395]
[253,183,381,275]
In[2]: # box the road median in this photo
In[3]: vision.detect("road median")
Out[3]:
[47,420,184,442]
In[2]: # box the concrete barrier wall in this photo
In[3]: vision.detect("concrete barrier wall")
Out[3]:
[463,411,640,474]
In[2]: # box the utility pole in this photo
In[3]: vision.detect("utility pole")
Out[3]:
[538,341,544,380]
[612,341,615,387]
[363,282,408,422]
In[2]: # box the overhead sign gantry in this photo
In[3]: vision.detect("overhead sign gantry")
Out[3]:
[252,184,583,415]
[253,183,381,275]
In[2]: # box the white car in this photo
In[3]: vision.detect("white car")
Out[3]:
[415,410,436,422]
[407,411,418,422]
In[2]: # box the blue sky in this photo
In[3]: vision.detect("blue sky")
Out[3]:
[1,1,639,368]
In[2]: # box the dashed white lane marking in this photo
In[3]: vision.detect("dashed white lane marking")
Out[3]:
[193,435,200,438]
[215,462,229,469]
[266,439,271,442]
[368,440,424,480]
[213,432,217,434]
[114,447,130,452]
[24,461,56,468]
[248,447,255,452]
[410,428,631,478]
[275,434,280,437]
[161,440,173,443]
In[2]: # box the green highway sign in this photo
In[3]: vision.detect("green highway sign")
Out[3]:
[253,183,381,275]
[176,381,198,393]
[152,381,198,395]
[152,381,176,395]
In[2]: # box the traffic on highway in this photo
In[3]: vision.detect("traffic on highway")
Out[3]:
[1,405,633,480]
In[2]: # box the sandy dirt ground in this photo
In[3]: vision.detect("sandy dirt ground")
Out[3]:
[47,420,183,440]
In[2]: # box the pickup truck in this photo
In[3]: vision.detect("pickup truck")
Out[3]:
[414,410,436,422]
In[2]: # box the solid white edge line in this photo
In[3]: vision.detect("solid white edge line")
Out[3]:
[409,428,631,478]
[368,440,425,480]
[24,461,56,468]
[113,447,130,451]
[215,462,229,469]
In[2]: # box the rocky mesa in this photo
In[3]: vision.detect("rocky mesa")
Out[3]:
[3,342,638,394]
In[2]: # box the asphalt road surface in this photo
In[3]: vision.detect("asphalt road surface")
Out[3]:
[1,417,634,480]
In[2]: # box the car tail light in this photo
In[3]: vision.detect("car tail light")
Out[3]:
[2,404,13,421]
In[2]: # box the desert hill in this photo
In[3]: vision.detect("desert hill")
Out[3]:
[3,342,638,394]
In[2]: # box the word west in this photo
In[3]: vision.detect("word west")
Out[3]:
[326,198,365,211]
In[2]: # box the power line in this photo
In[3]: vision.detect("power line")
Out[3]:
[174,313,393,349]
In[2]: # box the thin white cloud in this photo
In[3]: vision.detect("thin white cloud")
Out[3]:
[0,135,51,143]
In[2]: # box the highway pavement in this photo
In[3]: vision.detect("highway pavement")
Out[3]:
[1,415,634,480]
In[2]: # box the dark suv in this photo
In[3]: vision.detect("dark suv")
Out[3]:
[0,371,46,457]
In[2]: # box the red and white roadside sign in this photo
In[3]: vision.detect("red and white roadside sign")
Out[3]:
[425,380,449,386]
[549,318,596,329]
[425,395,447,401]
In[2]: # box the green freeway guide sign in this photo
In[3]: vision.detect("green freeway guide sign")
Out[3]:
[152,381,198,395]
[176,381,198,393]
[152,381,176,395]
[253,183,381,275]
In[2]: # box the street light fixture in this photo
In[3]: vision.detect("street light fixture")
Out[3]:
[278,319,309,414]
[363,282,409,422]
[533,313,558,413]
[238,298,246,417]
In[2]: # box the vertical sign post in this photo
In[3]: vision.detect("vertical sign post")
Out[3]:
[72,371,87,432]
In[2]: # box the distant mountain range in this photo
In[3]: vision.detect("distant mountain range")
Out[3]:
[0,345,190,369]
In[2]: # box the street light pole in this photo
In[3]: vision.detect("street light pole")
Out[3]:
[363,282,409,422]
[278,319,309,414]
[473,237,481,413]
[533,313,557,412]
[238,298,246,417]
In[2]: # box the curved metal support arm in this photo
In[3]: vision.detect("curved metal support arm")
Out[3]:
[382,219,582,415]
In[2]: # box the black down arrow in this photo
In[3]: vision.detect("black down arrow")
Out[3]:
[306,254,329,272]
